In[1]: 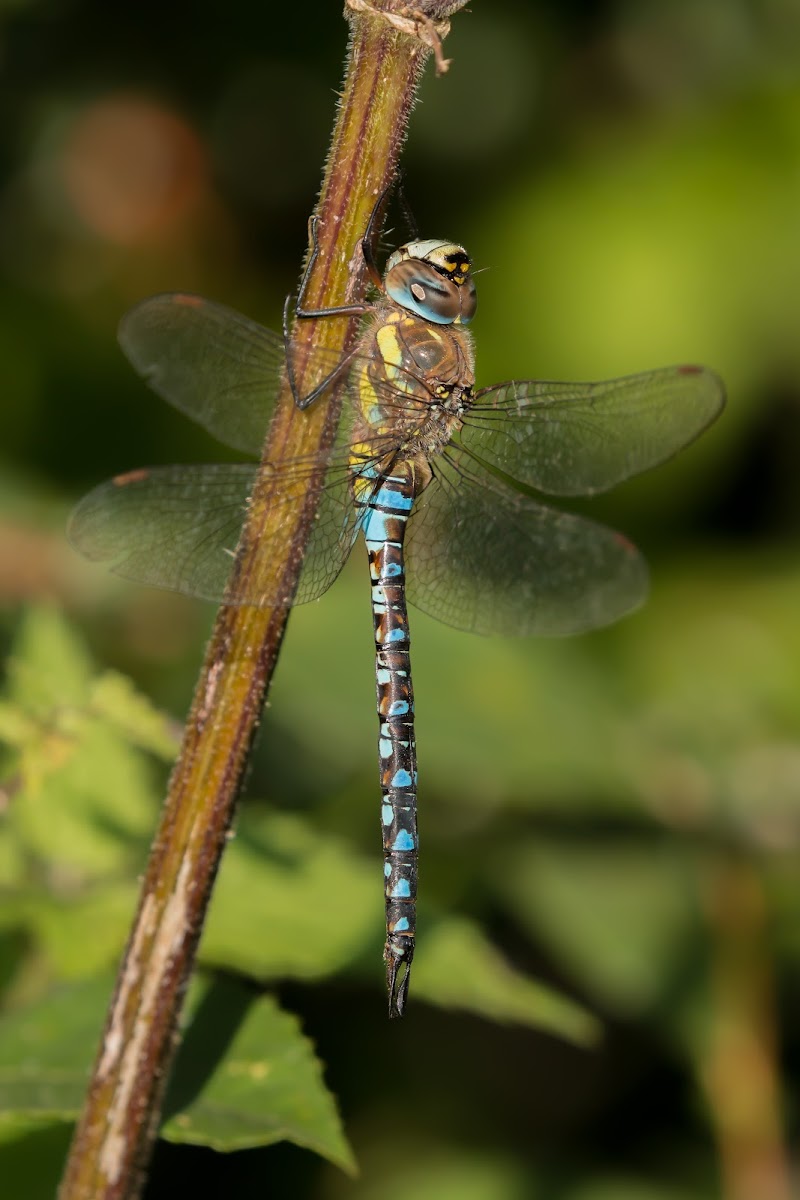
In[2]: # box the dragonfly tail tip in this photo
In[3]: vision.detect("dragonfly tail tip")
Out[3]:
[386,954,412,1018]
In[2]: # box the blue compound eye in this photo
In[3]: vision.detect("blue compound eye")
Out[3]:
[385,260,462,323]
[383,241,477,324]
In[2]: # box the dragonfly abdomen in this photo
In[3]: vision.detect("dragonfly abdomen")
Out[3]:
[361,469,418,1017]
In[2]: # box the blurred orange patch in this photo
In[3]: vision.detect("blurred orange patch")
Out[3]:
[61,96,207,245]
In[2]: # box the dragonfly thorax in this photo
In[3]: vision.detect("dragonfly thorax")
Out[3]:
[384,240,477,326]
[432,381,473,416]
[394,382,473,473]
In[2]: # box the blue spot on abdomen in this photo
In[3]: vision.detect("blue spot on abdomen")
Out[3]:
[373,487,413,511]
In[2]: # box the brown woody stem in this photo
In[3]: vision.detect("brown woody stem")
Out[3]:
[57,2,469,1197]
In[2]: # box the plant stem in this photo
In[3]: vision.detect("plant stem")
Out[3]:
[699,857,791,1200]
[58,3,469,1197]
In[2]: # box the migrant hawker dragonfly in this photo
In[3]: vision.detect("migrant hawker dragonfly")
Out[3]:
[69,222,725,1015]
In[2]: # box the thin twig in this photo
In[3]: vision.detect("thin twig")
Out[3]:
[57,2,470,1198]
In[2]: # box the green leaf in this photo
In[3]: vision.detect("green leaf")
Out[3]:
[1,608,164,879]
[163,975,355,1171]
[0,824,25,890]
[0,973,355,1173]
[6,607,93,717]
[0,702,38,749]
[20,882,138,980]
[89,672,180,761]
[200,810,377,980]
[0,927,30,1003]
[411,917,600,1044]
[0,976,111,1124]
[497,840,701,1016]
[10,721,156,876]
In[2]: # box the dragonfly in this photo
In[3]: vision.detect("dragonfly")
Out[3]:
[69,214,725,1016]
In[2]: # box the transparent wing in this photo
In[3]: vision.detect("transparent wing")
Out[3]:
[404,451,648,637]
[67,459,364,607]
[461,366,725,497]
[118,292,435,455]
[76,290,444,606]
[118,294,294,455]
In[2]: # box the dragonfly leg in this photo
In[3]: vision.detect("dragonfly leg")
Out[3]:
[291,177,394,323]
[284,214,373,409]
[285,181,398,407]
[358,187,393,291]
[282,294,363,410]
[293,215,376,322]
[394,170,419,242]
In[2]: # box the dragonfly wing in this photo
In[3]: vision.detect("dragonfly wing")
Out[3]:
[68,462,361,607]
[119,294,293,456]
[405,453,648,637]
[119,293,440,457]
[462,366,725,496]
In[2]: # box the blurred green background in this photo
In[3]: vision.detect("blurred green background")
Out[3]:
[1,0,800,1197]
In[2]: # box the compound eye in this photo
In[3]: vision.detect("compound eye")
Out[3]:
[385,260,461,324]
[459,277,478,324]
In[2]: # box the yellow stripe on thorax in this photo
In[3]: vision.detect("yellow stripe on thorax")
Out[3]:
[376,321,404,380]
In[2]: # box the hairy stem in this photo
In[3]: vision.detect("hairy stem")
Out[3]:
[58,3,469,1197]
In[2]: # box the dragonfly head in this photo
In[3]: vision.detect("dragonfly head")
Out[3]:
[384,240,477,326]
